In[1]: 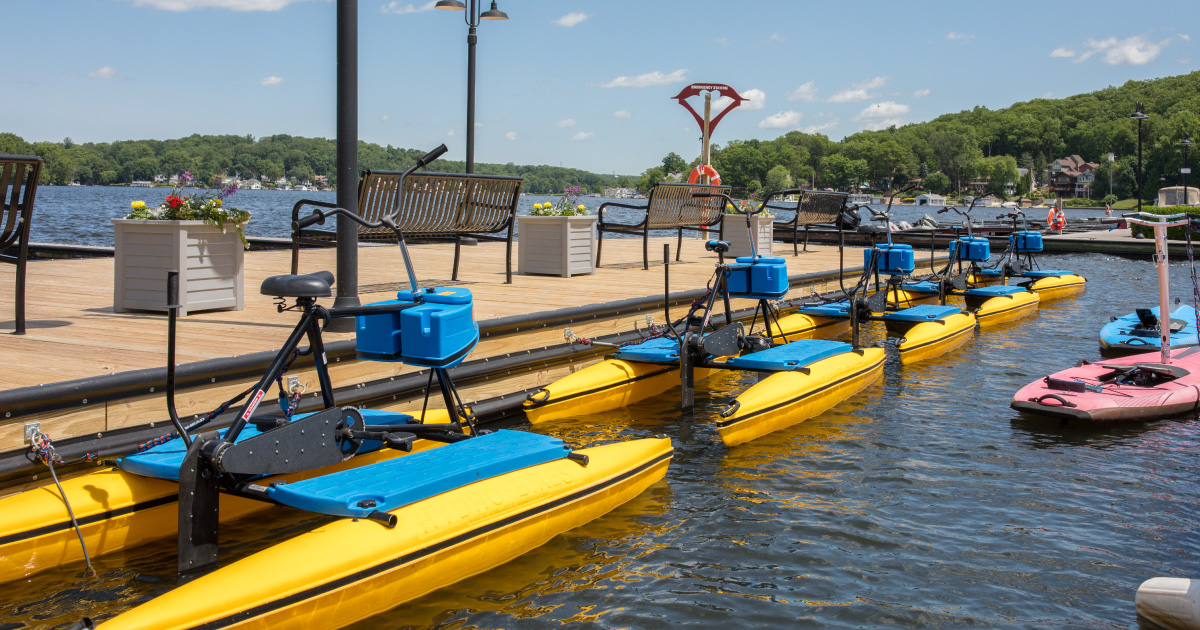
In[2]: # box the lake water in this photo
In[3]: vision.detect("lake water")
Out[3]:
[27,186,1111,247]
[6,252,1200,629]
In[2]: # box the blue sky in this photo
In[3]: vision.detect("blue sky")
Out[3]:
[4,0,1198,175]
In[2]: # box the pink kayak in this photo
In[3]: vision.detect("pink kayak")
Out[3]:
[1011,346,1200,422]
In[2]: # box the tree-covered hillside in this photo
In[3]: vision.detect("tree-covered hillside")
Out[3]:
[0,132,629,195]
[635,70,1200,200]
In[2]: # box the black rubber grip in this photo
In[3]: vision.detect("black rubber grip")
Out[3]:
[294,210,326,229]
[417,144,448,167]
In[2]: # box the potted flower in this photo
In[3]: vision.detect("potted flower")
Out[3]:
[721,200,774,258]
[113,173,252,315]
[517,186,598,277]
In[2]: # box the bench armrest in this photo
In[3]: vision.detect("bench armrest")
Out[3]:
[292,198,340,224]
[598,200,647,213]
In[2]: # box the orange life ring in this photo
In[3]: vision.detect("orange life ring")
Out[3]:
[688,164,721,186]
[1048,208,1066,230]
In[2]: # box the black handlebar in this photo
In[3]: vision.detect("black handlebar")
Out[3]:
[693,192,757,215]
[416,144,448,169]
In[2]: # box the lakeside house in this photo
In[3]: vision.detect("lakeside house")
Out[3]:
[914,193,946,206]
[1048,155,1099,198]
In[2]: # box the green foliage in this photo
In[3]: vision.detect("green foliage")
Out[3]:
[925,172,951,194]
[2,132,627,194]
[661,152,687,176]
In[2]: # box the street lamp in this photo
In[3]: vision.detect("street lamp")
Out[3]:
[1130,101,1150,212]
[436,0,508,174]
[1182,131,1193,206]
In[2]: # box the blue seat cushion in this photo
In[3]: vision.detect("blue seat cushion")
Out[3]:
[116,408,405,480]
[881,304,961,322]
[613,336,681,363]
[267,429,569,518]
[724,339,852,371]
[963,285,1026,297]
[979,269,1002,277]
[800,301,852,318]
[901,281,939,293]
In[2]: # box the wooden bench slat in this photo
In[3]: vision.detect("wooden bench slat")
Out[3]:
[596,182,729,270]
[291,170,522,283]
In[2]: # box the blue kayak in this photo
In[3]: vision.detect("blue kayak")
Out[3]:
[1100,304,1200,355]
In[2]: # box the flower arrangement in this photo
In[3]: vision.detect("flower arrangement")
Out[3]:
[530,186,589,216]
[126,172,251,248]
[725,200,773,217]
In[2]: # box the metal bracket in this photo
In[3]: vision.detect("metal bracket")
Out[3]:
[23,422,41,444]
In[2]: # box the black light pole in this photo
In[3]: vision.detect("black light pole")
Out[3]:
[1182,132,1193,206]
[1131,101,1150,213]
[329,0,360,331]
[436,0,508,174]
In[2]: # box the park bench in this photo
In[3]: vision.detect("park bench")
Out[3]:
[1,155,41,335]
[768,190,852,255]
[291,170,523,283]
[595,182,729,270]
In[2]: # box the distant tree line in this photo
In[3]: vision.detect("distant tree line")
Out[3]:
[637,70,1200,201]
[0,132,628,195]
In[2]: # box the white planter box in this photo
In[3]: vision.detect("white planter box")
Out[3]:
[721,215,774,258]
[112,219,245,316]
[517,215,597,277]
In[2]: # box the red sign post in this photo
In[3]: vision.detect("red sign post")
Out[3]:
[671,83,747,184]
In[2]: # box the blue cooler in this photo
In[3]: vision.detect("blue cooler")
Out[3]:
[950,236,991,262]
[727,256,790,299]
[1013,230,1043,253]
[869,244,915,275]
[356,286,478,367]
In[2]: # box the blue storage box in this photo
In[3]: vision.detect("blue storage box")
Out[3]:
[951,236,991,262]
[356,286,478,367]
[1013,230,1043,253]
[868,244,915,275]
[727,256,790,299]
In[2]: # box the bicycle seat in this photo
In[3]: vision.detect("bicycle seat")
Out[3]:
[261,270,335,298]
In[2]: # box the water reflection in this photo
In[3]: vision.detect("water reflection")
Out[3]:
[9,253,1200,629]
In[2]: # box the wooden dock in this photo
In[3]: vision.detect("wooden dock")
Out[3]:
[0,236,933,456]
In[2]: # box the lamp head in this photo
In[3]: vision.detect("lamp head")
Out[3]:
[435,0,466,10]
[1130,101,1150,121]
[480,1,508,19]
[1182,132,1193,149]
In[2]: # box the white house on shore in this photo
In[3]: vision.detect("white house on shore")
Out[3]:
[914,193,946,206]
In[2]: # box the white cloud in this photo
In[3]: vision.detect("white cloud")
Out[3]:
[599,69,687,88]
[827,76,888,103]
[1180,34,1191,41]
[556,118,576,128]
[1050,47,1076,58]
[380,1,436,14]
[853,101,910,129]
[803,121,839,134]
[759,110,804,130]
[553,11,588,27]
[613,110,632,119]
[446,130,456,137]
[947,31,975,43]
[715,88,764,113]
[739,88,766,111]
[571,132,594,141]
[505,131,519,141]
[382,115,389,121]
[1075,35,1169,65]
[787,81,818,102]
[130,0,306,10]
[88,66,117,79]
[767,33,786,43]
[260,76,284,87]
[912,88,930,98]
[1042,92,1054,98]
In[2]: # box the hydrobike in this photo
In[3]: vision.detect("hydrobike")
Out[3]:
[896,194,1041,327]
[971,199,1087,300]
[15,147,672,630]
[1012,212,1200,422]
[795,186,978,365]
[524,189,885,447]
